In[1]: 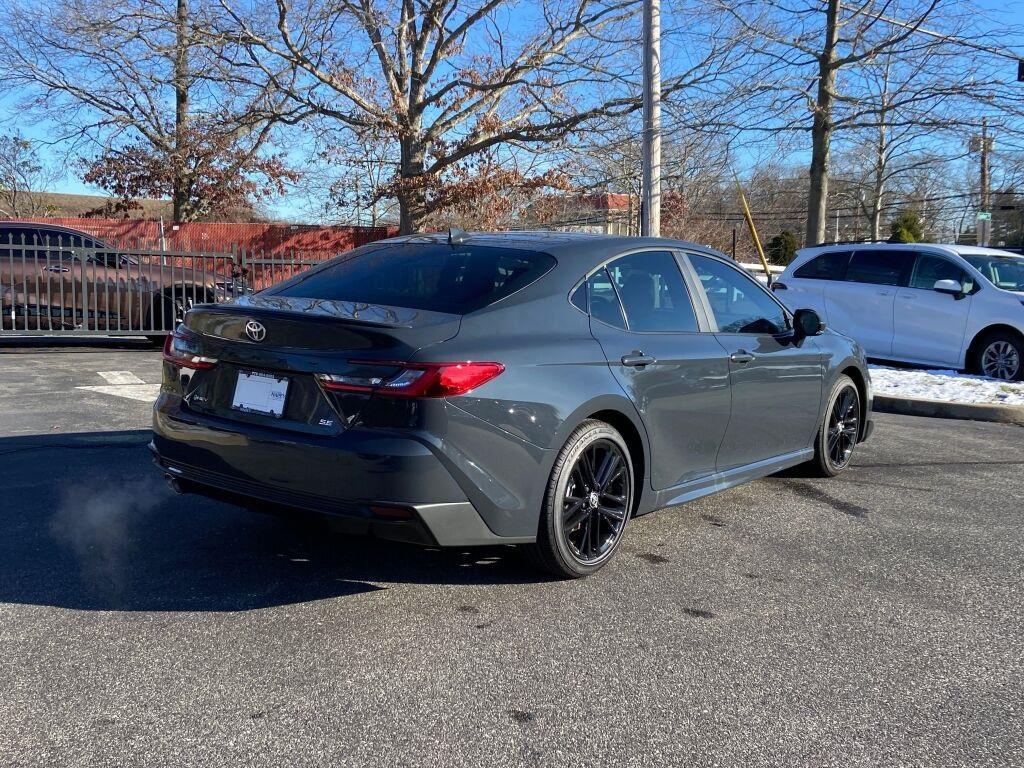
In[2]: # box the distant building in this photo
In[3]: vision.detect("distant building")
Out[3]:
[528,192,636,235]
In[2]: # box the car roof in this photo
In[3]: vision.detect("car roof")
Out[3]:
[379,230,729,269]
[0,220,109,243]
[944,245,1024,259]
[792,241,1024,264]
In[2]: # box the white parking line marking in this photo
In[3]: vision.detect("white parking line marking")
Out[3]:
[98,370,146,385]
[77,384,161,402]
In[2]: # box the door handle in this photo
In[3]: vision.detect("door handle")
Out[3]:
[877,290,891,296]
[730,350,756,365]
[621,352,656,367]
[45,265,70,273]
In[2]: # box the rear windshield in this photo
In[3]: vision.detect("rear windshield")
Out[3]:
[270,242,556,314]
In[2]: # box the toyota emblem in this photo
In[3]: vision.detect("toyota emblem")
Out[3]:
[244,320,266,342]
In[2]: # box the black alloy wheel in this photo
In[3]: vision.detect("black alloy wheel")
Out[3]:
[561,439,630,564]
[826,386,860,471]
[806,374,861,477]
[525,420,634,578]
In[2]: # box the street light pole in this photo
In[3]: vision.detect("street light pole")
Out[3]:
[641,0,661,237]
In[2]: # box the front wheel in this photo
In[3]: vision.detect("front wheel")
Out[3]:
[972,330,1023,381]
[806,374,861,478]
[522,420,634,579]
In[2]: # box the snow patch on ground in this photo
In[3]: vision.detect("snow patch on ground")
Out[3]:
[869,365,1024,406]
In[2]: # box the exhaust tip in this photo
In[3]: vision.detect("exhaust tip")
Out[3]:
[165,475,186,495]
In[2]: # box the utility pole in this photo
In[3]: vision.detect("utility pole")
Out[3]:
[641,0,661,237]
[972,118,993,246]
[980,117,990,213]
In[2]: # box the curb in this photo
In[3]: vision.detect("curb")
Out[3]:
[874,395,1024,426]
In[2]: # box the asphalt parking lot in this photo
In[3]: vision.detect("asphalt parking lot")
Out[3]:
[1,340,1022,767]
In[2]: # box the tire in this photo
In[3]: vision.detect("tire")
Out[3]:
[971,330,1023,381]
[805,374,861,478]
[145,293,179,334]
[522,419,634,579]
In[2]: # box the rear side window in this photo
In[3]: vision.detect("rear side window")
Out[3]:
[587,268,626,329]
[271,243,555,314]
[846,250,914,286]
[605,250,699,332]
[569,282,588,313]
[794,251,850,280]
[37,229,101,249]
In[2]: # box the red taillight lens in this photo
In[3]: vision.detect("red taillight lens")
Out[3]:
[162,331,217,370]
[317,361,504,398]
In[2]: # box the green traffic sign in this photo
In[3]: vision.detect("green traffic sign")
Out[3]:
[977,212,992,221]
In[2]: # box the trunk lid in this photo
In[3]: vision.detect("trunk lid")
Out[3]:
[177,295,461,434]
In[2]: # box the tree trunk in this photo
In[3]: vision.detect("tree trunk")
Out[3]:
[172,0,190,222]
[870,195,883,240]
[398,137,427,234]
[805,0,840,246]
[869,90,891,241]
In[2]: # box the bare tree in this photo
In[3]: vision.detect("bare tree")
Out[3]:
[714,0,1024,245]
[0,133,61,217]
[217,0,742,233]
[0,0,303,220]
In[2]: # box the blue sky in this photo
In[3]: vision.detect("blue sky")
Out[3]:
[3,0,1023,222]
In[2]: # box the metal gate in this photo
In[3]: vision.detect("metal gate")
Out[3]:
[1,234,334,337]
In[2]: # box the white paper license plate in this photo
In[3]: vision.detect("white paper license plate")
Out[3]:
[231,370,289,417]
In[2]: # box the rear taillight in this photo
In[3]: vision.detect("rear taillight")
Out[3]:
[163,330,217,370]
[317,361,504,398]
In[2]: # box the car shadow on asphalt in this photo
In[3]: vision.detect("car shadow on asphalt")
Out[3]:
[0,430,548,613]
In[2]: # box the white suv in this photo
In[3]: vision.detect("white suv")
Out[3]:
[773,243,1024,380]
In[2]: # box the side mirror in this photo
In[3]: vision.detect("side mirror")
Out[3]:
[793,308,825,340]
[933,278,963,296]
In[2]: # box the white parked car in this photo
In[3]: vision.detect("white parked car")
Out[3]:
[773,243,1024,380]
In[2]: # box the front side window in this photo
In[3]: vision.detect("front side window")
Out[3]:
[794,251,850,280]
[962,253,1024,292]
[689,253,788,335]
[38,231,93,249]
[846,250,914,286]
[271,242,556,314]
[605,251,699,333]
[910,255,972,291]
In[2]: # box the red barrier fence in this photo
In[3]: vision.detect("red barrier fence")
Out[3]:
[2,217,396,258]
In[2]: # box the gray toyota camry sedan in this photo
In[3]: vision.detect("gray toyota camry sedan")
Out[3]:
[152,231,873,577]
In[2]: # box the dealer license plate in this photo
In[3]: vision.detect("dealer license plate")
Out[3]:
[231,370,289,417]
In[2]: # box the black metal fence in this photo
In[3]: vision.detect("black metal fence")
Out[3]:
[1,234,335,337]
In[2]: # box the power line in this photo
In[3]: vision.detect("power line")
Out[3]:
[862,10,1024,64]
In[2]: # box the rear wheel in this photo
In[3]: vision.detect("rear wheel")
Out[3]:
[805,374,861,478]
[145,291,206,342]
[971,330,1023,381]
[522,420,633,578]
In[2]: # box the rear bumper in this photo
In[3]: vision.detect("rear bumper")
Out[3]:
[151,397,534,547]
